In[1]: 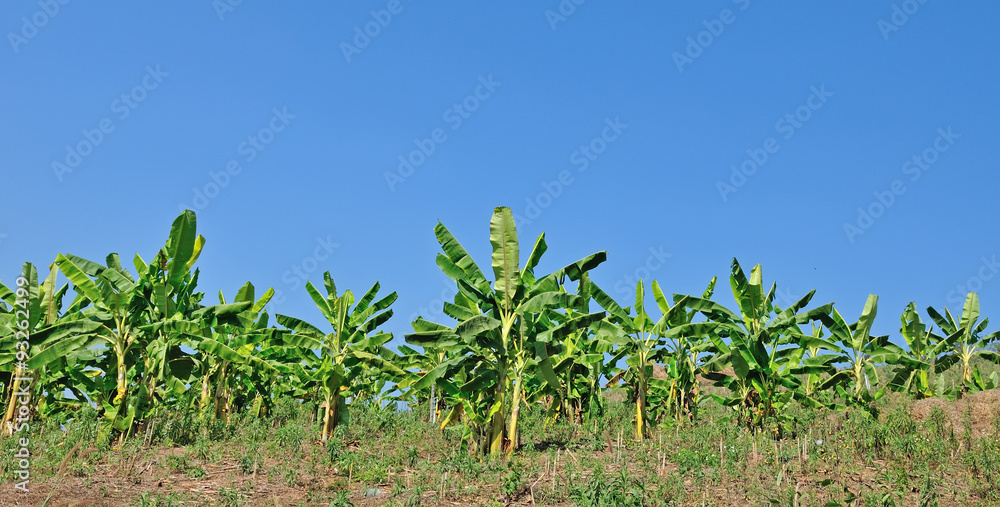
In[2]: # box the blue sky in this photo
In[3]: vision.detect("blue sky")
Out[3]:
[2,1,998,346]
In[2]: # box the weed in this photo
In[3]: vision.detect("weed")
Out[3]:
[274,423,306,455]
[239,447,257,475]
[329,490,354,507]
[164,454,187,472]
[927,406,948,438]
[501,463,522,499]
[218,486,243,506]
[327,436,344,463]
[406,445,419,467]
[283,466,300,486]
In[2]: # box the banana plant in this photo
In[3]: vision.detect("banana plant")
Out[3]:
[37,252,150,437]
[189,282,278,421]
[402,318,482,437]
[348,336,405,409]
[1,262,106,430]
[886,303,938,399]
[814,295,906,414]
[654,277,722,425]
[405,207,606,454]
[927,292,1000,395]
[791,323,840,404]
[28,210,242,440]
[134,210,209,413]
[592,279,693,439]
[1,264,40,430]
[684,259,830,435]
[276,271,402,441]
[541,273,615,426]
[0,263,57,431]
[395,342,454,424]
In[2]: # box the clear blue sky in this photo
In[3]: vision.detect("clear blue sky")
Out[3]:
[2,2,998,346]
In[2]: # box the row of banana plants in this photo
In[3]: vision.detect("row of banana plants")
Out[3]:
[1,207,999,454]
[401,207,1000,450]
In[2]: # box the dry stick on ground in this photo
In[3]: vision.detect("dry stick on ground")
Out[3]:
[528,472,546,506]
[440,471,447,501]
[564,448,579,465]
[144,420,156,448]
[552,450,559,488]
[617,431,622,463]
[137,460,155,476]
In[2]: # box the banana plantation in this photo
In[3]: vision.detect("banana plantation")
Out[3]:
[2,207,999,456]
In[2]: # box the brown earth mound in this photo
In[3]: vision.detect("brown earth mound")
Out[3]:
[911,389,1000,438]
[647,365,735,385]
[699,366,736,386]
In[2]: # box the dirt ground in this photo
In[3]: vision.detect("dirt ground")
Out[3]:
[911,388,1000,438]
[3,474,313,506]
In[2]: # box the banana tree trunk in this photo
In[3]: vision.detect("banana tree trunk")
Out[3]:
[321,390,342,442]
[635,376,647,441]
[144,356,158,405]
[487,380,505,454]
[429,383,436,424]
[199,371,212,411]
[214,362,229,419]
[114,356,127,405]
[2,373,25,434]
[563,370,572,423]
[321,397,331,441]
[507,374,524,454]
[962,354,972,388]
[853,361,869,400]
